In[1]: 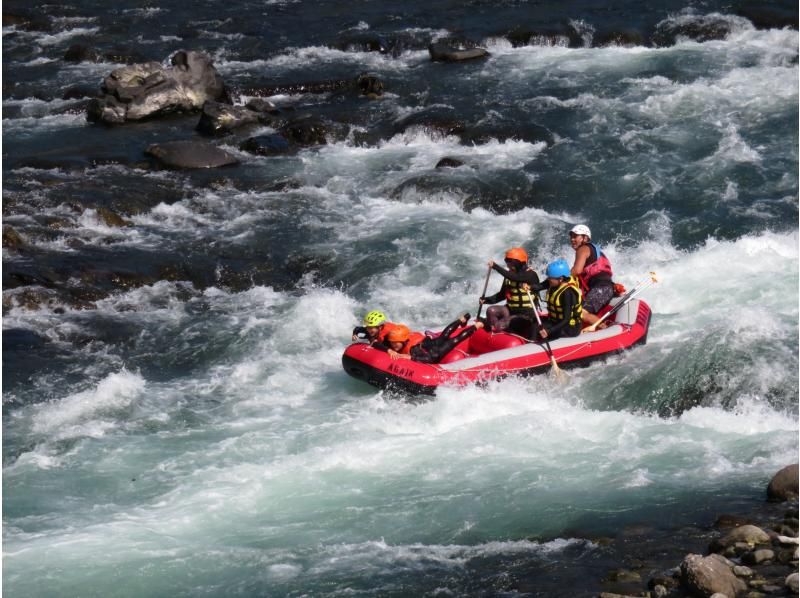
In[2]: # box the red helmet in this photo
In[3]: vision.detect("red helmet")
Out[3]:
[504,247,528,263]
[387,325,410,343]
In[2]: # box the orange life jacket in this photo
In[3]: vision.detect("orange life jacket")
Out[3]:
[399,332,426,355]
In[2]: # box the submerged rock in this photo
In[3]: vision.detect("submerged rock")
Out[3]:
[87,50,227,124]
[3,226,25,249]
[239,134,291,156]
[710,524,772,553]
[145,140,239,169]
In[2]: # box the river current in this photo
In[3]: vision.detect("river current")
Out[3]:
[2,1,798,596]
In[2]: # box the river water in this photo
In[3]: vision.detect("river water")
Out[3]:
[3,1,798,596]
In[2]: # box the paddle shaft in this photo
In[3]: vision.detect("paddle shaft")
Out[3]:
[526,289,556,358]
[476,265,492,320]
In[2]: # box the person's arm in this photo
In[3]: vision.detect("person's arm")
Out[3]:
[571,245,591,277]
[545,287,578,336]
[491,263,536,284]
[482,280,506,305]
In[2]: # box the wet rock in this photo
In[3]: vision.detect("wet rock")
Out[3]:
[429,37,489,62]
[652,585,668,598]
[239,134,291,156]
[651,15,737,47]
[435,157,464,169]
[87,50,227,124]
[94,207,131,227]
[734,565,755,577]
[196,101,264,136]
[239,73,383,98]
[711,525,772,553]
[3,226,25,249]
[245,98,280,114]
[680,553,747,598]
[767,464,798,502]
[63,44,100,63]
[502,27,577,48]
[394,109,466,138]
[357,74,384,98]
[742,549,775,565]
[787,572,799,593]
[333,32,391,53]
[459,120,554,146]
[2,11,51,31]
[605,569,641,583]
[145,140,239,169]
[279,116,328,146]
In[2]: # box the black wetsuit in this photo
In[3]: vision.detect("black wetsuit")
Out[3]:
[540,285,581,340]
[409,319,479,364]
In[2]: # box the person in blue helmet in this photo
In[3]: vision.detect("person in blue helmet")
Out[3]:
[538,259,583,341]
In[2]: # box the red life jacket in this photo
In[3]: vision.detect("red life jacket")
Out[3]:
[578,243,613,291]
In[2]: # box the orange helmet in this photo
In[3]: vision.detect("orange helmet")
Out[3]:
[504,247,528,263]
[387,325,410,343]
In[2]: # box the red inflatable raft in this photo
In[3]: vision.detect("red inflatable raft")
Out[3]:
[342,297,652,394]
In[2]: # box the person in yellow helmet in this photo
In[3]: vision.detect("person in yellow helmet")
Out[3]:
[351,310,400,346]
[480,247,544,335]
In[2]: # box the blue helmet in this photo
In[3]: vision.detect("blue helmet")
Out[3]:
[546,259,570,279]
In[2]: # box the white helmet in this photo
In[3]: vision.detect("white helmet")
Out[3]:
[570,224,591,238]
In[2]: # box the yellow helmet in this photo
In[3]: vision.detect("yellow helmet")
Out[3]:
[363,310,386,327]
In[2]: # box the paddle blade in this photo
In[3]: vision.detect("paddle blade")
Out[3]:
[550,357,568,383]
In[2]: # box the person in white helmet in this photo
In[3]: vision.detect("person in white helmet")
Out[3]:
[569,224,614,328]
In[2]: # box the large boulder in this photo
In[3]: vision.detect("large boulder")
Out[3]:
[767,464,799,502]
[145,140,239,169]
[87,51,227,124]
[680,553,747,598]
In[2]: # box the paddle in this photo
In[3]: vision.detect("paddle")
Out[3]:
[525,287,567,382]
[582,272,658,333]
[475,265,492,320]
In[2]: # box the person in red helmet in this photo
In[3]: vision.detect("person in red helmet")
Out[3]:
[479,247,544,335]
[378,314,484,363]
[568,224,613,328]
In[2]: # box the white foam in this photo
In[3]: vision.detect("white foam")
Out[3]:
[31,370,145,436]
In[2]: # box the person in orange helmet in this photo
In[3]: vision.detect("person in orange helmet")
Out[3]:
[378,314,484,363]
[479,247,544,335]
